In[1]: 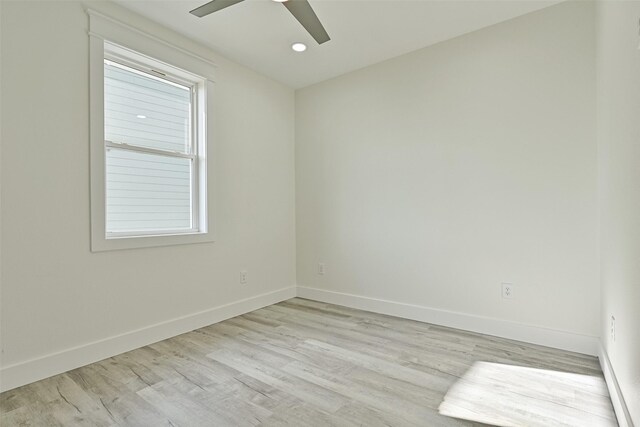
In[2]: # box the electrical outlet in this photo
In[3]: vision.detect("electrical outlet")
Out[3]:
[318,263,326,275]
[502,283,514,299]
[611,316,616,342]
[240,270,248,285]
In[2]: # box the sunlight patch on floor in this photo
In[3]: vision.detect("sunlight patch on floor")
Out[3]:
[438,361,617,427]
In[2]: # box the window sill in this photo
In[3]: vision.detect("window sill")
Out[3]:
[91,231,215,252]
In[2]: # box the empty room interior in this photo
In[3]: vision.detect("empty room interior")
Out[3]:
[0,0,639,425]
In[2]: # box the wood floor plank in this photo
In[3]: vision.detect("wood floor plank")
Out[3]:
[0,298,616,426]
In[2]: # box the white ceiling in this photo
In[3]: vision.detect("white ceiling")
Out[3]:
[115,0,560,88]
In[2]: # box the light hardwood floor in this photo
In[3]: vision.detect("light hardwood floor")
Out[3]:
[0,298,616,426]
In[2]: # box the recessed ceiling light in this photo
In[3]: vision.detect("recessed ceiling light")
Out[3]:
[136,115,147,119]
[272,0,288,2]
[291,42,307,52]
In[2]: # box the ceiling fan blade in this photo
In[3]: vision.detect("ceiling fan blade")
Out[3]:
[282,0,330,44]
[190,0,245,18]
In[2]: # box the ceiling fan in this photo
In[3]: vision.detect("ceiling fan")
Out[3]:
[189,0,330,45]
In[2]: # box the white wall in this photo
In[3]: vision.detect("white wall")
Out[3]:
[0,0,295,389]
[597,1,640,424]
[296,1,599,339]
[0,0,3,382]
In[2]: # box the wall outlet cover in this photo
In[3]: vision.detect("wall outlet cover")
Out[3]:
[502,283,515,299]
[318,263,326,275]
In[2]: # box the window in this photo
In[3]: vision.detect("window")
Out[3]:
[89,10,216,251]
[104,58,198,236]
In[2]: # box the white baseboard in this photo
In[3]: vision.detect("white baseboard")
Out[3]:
[0,285,606,397]
[598,342,634,427]
[296,286,599,356]
[0,286,296,393]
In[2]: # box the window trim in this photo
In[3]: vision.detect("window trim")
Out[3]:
[89,9,216,252]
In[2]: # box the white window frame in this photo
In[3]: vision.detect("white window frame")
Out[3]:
[103,56,201,238]
[89,9,216,251]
